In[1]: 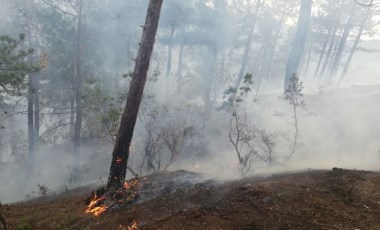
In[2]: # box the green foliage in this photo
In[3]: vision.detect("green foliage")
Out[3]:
[0,34,38,96]
[240,73,254,95]
[284,74,306,109]
[222,73,255,110]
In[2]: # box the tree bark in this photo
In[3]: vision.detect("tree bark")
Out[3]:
[107,0,163,190]
[284,0,312,90]
[73,0,83,167]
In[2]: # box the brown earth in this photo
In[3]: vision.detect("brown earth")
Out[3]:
[2,169,380,230]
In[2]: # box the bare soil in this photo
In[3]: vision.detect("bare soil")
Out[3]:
[2,169,380,230]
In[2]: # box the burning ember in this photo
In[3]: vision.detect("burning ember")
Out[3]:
[116,157,123,164]
[85,178,142,217]
[124,178,140,190]
[119,220,139,230]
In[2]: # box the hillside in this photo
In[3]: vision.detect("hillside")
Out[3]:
[2,169,380,230]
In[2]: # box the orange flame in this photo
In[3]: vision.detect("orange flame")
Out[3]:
[86,178,142,217]
[123,178,140,190]
[116,157,123,164]
[128,220,138,230]
[85,196,108,217]
[119,220,139,230]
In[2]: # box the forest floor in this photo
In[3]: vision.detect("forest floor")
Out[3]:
[3,169,380,230]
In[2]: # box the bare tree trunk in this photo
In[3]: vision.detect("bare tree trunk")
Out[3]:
[203,45,218,107]
[314,35,330,77]
[34,71,40,153]
[253,42,270,98]
[328,8,354,83]
[176,41,184,92]
[165,25,175,100]
[24,0,36,174]
[320,25,342,80]
[230,0,262,103]
[27,73,35,169]
[219,50,226,78]
[107,0,163,190]
[262,11,285,87]
[69,73,75,140]
[314,1,344,77]
[303,48,312,77]
[284,0,312,90]
[340,0,374,81]
[73,0,83,168]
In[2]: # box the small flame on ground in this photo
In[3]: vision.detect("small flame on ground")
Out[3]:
[85,178,143,217]
[119,220,139,230]
[192,163,200,171]
[85,196,108,217]
[123,178,140,190]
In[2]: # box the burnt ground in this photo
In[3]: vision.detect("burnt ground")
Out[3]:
[2,169,380,230]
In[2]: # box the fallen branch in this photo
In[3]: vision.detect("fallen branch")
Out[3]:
[0,202,10,230]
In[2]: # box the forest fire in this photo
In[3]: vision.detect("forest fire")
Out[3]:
[85,178,142,217]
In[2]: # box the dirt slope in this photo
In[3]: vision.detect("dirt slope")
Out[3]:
[3,169,380,230]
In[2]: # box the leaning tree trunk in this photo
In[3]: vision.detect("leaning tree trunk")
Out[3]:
[107,0,163,190]
[328,8,354,83]
[73,0,83,168]
[284,0,312,90]
[340,0,374,82]
[314,0,344,77]
[320,25,342,80]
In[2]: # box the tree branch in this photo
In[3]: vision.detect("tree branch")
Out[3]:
[353,0,380,6]
[40,0,77,17]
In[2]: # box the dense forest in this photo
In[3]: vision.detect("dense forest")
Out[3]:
[0,0,380,208]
